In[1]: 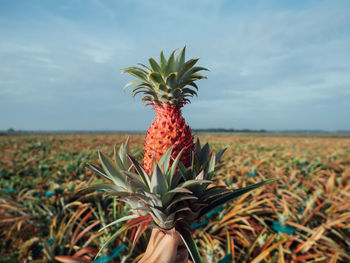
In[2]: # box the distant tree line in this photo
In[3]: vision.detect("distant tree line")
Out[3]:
[1,128,350,136]
[0,128,145,136]
[193,128,267,133]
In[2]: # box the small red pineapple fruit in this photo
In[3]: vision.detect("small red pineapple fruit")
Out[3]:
[122,47,208,173]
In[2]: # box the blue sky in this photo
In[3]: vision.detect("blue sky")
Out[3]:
[1,0,349,131]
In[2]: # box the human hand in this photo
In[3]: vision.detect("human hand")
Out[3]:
[138,228,189,263]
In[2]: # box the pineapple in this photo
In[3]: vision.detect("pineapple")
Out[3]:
[84,47,277,262]
[122,46,208,173]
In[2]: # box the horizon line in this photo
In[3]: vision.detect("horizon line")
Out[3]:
[2,128,350,134]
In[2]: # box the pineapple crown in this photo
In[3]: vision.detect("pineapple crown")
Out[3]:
[122,46,208,106]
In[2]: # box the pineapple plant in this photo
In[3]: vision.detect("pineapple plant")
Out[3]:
[84,47,277,262]
[122,46,207,173]
[86,139,276,262]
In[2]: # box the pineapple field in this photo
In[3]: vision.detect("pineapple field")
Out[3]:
[1,133,349,263]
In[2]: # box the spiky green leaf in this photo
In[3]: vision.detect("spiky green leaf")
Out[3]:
[149,72,164,84]
[161,187,193,207]
[78,184,124,194]
[166,72,177,89]
[164,50,176,77]
[169,148,184,189]
[122,68,149,82]
[199,178,278,218]
[150,163,168,196]
[99,214,138,231]
[159,146,173,177]
[215,148,226,163]
[177,228,202,263]
[148,57,161,73]
[207,153,216,180]
[176,46,186,70]
[86,163,111,182]
[198,143,210,165]
[159,51,166,71]
[119,137,129,169]
[177,58,200,79]
[98,151,127,189]
[127,154,151,190]
[123,80,141,91]
[113,146,123,171]
[164,195,198,213]
[179,179,212,189]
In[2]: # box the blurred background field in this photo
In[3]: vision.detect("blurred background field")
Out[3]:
[1,133,350,262]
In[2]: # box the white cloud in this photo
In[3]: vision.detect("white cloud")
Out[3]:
[82,47,114,64]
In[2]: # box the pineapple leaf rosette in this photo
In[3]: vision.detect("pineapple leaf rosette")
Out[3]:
[84,47,277,263]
